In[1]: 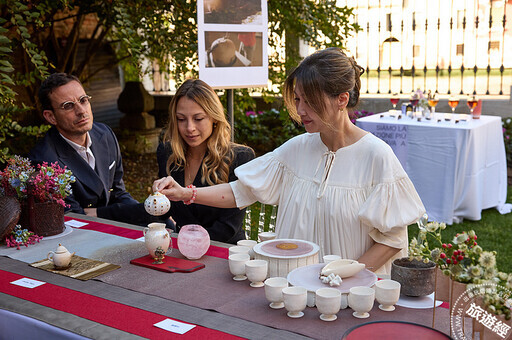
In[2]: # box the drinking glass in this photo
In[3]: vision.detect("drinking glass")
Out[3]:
[410,92,419,113]
[467,94,479,119]
[390,93,400,110]
[427,92,439,115]
[448,96,459,114]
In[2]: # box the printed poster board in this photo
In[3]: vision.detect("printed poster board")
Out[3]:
[197,0,268,89]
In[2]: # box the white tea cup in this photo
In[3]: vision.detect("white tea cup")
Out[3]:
[316,287,342,321]
[237,240,257,258]
[228,253,250,281]
[245,259,268,288]
[264,277,288,309]
[229,245,250,257]
[348,286,375,319]
[375,279,401,311]
[258,232,277,242]
[323,254,341,264]
[282,286,308,318]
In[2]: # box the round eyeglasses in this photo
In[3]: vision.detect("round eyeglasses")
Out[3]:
[56,95,91,111]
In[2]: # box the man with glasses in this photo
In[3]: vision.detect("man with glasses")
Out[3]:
[29,73,154,225]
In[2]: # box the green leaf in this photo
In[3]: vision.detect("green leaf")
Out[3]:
[0,66,14,73]
[0,36,11,44]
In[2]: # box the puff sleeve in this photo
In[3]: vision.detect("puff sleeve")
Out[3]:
[230,152,286,208]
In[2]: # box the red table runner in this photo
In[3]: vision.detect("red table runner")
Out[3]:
[0,269,241,339]
[64,216,229,259]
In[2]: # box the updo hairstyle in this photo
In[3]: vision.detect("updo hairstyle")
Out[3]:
[283,47,364,125]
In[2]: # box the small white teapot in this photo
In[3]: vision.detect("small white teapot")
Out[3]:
[144,192,171,216]
[47,243,75,268]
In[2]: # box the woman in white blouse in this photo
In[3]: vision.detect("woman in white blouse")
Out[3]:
[153,48,425,274]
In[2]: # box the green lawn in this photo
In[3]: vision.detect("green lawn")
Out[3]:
[410,189,512,274]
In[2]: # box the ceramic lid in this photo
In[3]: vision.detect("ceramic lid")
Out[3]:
[55,243,70,254]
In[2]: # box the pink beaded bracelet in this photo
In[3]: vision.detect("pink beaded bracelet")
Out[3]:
[183,184,197,205]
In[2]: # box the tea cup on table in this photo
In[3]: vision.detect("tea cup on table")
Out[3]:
[237,239,257,258]
[282,286,308,318]
[228,245,251,257]
[258,232,277,242]
[316,287,342,321]
[375,279,401,311]
[229,253,250,281]
[264,277,288,309]
[245,259,268,288]
[323,254,341,264]
[348,286,375,319]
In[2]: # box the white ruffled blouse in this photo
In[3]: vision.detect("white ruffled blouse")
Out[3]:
[230,132,425,273]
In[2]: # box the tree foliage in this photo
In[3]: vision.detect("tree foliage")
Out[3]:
[0,0,358,162]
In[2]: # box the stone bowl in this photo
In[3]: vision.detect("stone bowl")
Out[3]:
[390,257,436,297]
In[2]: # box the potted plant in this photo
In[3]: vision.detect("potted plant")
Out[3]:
[0,156,75,237]
[389,215,439,297]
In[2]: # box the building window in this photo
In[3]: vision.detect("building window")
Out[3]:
[488,41,500,50]
[413,45,420,57]
[386,13,392,32]
[456,44,464,55]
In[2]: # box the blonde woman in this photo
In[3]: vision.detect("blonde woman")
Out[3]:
[156,79,255,244]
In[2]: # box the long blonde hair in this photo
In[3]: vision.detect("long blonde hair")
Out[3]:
[163,79,234,185]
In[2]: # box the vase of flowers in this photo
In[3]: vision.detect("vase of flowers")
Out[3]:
[1,156,75,237]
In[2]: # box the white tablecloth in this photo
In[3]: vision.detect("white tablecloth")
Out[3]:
[356,113,511,224]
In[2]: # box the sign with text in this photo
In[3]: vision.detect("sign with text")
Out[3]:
[197,0,268,89]
[369,124,408,168]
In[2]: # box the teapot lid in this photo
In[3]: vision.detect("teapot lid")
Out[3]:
[55,243,70,254]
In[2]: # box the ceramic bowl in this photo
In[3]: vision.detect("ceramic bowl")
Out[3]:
[245,259,268,288]
[229,253,250,281]
[315,287,342,321]
[348,286,375,319]
[258,232,277,242]
[375,279,401,311]
[282,286,308,318]
[237,240,257,258]
[264,277,289,309]
[229,245,251,257]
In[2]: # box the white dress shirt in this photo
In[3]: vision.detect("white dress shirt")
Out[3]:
[60,132,96,170]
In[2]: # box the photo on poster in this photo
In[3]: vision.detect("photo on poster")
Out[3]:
[203,0,262,24]
[205,31,262,68]
[197,0,268,88]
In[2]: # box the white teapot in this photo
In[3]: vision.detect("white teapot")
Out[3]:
[47,243,75,268]
[144,192,171,216]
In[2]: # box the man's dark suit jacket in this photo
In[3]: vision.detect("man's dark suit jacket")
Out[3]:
[29,122,149,225]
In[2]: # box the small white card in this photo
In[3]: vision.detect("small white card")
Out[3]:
[65,220,89,228]
[11,278,46,288]
[154,319,196,334]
